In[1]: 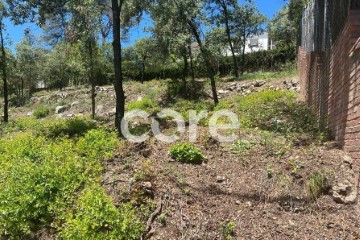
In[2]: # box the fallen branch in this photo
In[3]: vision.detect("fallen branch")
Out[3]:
[142,198,163,240]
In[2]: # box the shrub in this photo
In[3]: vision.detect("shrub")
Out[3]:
[306,171,328,200]
[172,99,213,124]
[60,184,143,240]
[0,134,83,238]
[169,143,205,164]
[33,107,50,119]
[44,117,97,138]
[76,128,118,160]
[127,97,160,114]
[0,128,120,239]
[231,139,256,154]
[221,221,236,240]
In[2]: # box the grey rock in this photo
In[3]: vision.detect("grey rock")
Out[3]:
[216,176,225,183]
[254,80,266,87]
[141,182,152,189]
[343,155,353,165]
[55,106,68,114]
[331,155,358,204]
[108,108,116,117]
[218,89,229,94]
[332,182,357,204]
[71,101,79,108]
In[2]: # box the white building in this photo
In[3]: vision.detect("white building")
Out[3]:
[190,33,275,57]
[224,32,275,56]
[243,33,275,53]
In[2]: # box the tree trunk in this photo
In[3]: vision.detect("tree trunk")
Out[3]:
[111,0,125,135]
[182,46,188,83]
[186,19,218,105]
[21,78,24,98]
[223,5,239,78]
[0,21,8,123]
[188,45,195,83]
[241,29,246,75]
[89,39,96,120]
[141,58,145,84]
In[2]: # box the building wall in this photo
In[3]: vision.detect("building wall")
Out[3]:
[224,34,273,56]
[298,9,360,181]
[243,36,271,54]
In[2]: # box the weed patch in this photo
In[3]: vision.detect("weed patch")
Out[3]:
[169,143,205,164]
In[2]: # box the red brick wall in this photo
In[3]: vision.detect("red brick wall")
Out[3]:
[298,10,360,171]
[346,39,360,173]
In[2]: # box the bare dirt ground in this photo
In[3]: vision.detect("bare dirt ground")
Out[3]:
[102,126,359,240]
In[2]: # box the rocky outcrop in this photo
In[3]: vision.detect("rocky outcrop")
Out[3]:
[283,79,300,92]
[217,80,267,97]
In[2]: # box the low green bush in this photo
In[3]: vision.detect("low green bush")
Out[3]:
[44,117,97,138]
[306,171,328,200]
[221,221,236,240]
[33,107,51,119]
[169,143,205,164]
[231,139,256,154]
[60,184,143,240]
[172,99,213,124]
[127,97,160,114]
[0,128,122,239]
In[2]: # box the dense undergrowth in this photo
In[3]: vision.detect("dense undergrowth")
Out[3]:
[0,118,143,239]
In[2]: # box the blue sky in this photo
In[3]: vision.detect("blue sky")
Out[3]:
[4,0,286,52]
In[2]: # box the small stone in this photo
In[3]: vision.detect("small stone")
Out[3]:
[218,90,229,94]
[343,155,353,165]
[142,182,152,189]
[235,201,241,205]
[254,80,266,87]
[216,176,225,183]
[108,108,116,116]
[327,222,335,229]
[245,201,252,207]
[332,183,357,204]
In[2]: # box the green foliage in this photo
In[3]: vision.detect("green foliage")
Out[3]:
[240,46,297,73]
[231,139,256,154]
[171,98,213,123]
[234,90,323,138]
[239,64,297,81]
[127,97,160,114]
[60,185,143,240]
[0,127,121,238]
[221,221,236,240]
[306,171,328,200]
[33,106,50,119]
[169,143,205,164]
[77,128,118,159]
[259,131,290,157]
[44,117,97,138]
